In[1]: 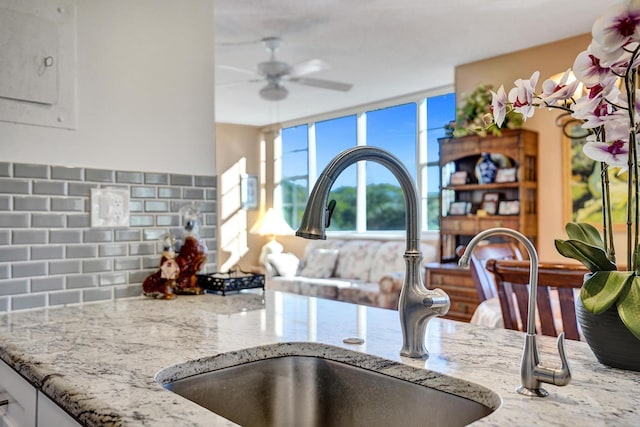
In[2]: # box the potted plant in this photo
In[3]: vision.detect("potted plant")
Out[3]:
[487,0,640,370]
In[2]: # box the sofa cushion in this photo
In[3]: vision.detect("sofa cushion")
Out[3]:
[335,240,382,282]
[298,248,340,278]
[297,239,345,273]
[266,252,300,277]
[369,240,406,283]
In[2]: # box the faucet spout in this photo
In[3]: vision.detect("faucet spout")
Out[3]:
[458,227,571,396]
[296,146,450,359]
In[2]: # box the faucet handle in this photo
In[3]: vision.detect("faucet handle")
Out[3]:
[552,333,572,386]
[325,199,337,227]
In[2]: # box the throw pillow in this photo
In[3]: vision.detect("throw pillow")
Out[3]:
[266,252,300,277]
[298,248,340,278]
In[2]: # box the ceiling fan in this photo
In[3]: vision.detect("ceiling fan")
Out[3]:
[219,37,353,101]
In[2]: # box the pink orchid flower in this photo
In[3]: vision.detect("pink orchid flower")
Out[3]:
[540,69,581,106]
[583,119,631,167]
[490,85,508,127]
[507,71,539,119]
[592,0,640,54]
[573,50,614,86]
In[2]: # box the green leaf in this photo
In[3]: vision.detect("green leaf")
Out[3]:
[565,222,605,249]
[554,239,617,272]
[617,276,640,340]
[581,271,632,314]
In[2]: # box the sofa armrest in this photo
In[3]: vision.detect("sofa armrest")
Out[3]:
[379,272,404,294]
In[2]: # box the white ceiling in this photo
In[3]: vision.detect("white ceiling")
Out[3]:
[214,0,617,127]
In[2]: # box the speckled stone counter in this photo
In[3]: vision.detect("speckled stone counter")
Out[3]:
[0,290,639,426]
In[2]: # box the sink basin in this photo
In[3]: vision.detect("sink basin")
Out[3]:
[156,343,499,427]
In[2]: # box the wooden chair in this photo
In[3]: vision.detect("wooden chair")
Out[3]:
[464,242,523,302]
[485,259,588,341]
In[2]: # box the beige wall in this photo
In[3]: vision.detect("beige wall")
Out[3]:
[455,34,592,262]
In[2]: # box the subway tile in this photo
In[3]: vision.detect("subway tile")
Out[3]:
[129,215,154,227]
[144,229,166,241]
[131,186,156,198]
[66,244,97,258]
[31,245,64,260]
[144,173,169,185]
[0,179,29,194]
[51,197,85,212]
[116,171,143,184]
[199,227,216,238]
[68,183,94,197]
[99,272,127,286]
[204,214,216,225]
[171,201,191,212]
[128,200,143,212]
[85,168,114,182]
[31,276,65,292]
[49,260,81,275]
[0,246,29,262]
[13,230,47,244]
[195,175,215,187]
[144,201,168,212]
[14,163,48,179]
[183,188,204,200]
[114,257,141,271]
[32,213,66,228]
[83,287,112,302]
[0,213,29,228]
[156,215,180,227]
[129,242,155,256]
[0,279,29,295]
[114,284,142,299]
[99,243,127,257]
[0,230,9,245]
[50,230,82,243]
[158,187,181,199]
[83,229,113,243]
[33,180,66,195]
[49,290,81,306]
[170,174,193,186]
[12,262,47,278]
[66,274,98,289]
[0,298,7,311]
[51,166,83,181]
[205,189,216,200]
[67,214,90,228]
[129,269,154,283]
[0,196,10,210]
[115,229,140,242]
[83,259,113,273]
[0,264,9,279]
[142,256,160,269]
[0,162,10,177]
[13,196,48,211]
[198,201,216,213]
[12,294,46,311]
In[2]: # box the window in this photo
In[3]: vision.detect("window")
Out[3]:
[279,90,455,233]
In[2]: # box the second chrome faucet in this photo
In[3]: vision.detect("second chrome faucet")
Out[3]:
[458,227,571,396]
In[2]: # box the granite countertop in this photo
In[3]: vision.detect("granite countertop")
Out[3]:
[0,290,638,426]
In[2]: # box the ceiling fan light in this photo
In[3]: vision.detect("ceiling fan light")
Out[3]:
[260,83,288,101]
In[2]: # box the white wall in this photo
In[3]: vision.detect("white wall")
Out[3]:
[0,0,216,176]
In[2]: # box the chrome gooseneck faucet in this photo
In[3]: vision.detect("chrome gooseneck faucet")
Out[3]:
[295,146,450,359]
[458,227,571,396]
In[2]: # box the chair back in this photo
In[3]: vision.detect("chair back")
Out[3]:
[467,242,523,301]
[485,259,588,341]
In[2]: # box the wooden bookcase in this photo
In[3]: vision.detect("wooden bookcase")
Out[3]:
[425,129,538,322]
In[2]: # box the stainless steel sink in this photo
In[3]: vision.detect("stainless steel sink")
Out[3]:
[156,343,499,427]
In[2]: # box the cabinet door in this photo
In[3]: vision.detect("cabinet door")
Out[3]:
[0,360,37,427]
[36,391,80,427]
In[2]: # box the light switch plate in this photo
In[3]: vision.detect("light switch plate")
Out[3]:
[90,188,130,228]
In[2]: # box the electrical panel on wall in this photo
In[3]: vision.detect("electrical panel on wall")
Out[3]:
[91,188,130,228]
[0,0,77,129]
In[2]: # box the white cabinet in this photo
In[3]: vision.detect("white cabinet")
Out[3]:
[0,360,79,427]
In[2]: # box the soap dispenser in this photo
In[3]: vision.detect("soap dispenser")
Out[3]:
[175,203,208,294]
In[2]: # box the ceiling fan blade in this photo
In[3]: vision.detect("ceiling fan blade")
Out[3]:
[289,77,353,92]
[288,59,330,78]
[217,64,259,77]
[216,79,262,88]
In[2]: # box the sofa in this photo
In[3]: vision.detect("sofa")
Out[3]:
[264,238,438,309]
